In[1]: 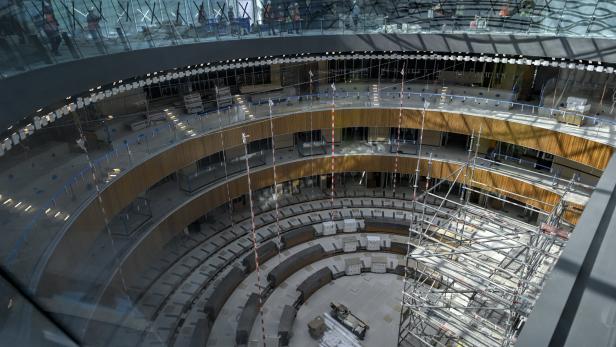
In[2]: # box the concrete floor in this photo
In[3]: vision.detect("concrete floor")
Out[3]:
[208,243,406,346]
[290,273,403,347]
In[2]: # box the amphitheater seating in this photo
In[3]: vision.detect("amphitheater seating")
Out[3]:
[188,318,210,347]
[236,293,261,346]
[204,266,245,321]
[390,241,411,255]
[297,267,333,304]
[393,265,406,277]
[267,245,326,287]
[242,241,279,273]
[121,190,441,346]
[278,305,297,346]
[364,217,410,235]
[280,225,316,249]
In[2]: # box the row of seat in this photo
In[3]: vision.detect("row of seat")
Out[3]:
[186,202,453,346]
[244,254,434,347]
[111,189,454,346]
[111,192,451,344]
[183,201,455,346]
[114,191,343,343]
[230,244,412,347]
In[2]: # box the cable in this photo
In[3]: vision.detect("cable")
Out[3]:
[392,64,406,194]
[241,132,267,347]
[330,82,336,220]
[216,87,237,238]
[267,99,283,260]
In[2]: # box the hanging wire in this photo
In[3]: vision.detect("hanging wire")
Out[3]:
[330,82,336,220]
[461,129,476,204]
[309,69,315,189]
[392,63,406,195]
[457,128,476,238]
[412,101,428,246]
[71,114,161,342]
[215,86,236,235]
[241,132,267,347]
[267,99,283,261]
[413,101,428,201]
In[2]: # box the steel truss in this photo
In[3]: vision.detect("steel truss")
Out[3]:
[397,130,573,347]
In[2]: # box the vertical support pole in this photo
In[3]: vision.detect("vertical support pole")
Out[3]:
[309,70,314,187]
[397,100,428,346]
[414,101,428,201]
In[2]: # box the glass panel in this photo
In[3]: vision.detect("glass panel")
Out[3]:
[0,270,77,346]
[2,0,616,78]
[0,56,602,344]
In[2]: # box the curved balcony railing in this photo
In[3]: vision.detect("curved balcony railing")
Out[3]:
[0,84,606,322]
[0,83,607,298]
[25,143,587,345]
[0,84,611,344]
[1,0,616,78]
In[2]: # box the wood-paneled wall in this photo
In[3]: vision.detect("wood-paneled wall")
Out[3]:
[42,154,583,299]
[41,109,604,295]
[87,154,583,322]
[81,109,610,232]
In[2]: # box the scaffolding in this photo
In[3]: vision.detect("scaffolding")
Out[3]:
[397,126,573,347]
[209,59,575,347]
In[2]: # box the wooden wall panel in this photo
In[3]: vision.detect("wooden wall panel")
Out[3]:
[63,154,586,318]
[101,109,610,222]
[110,155,582,292]
[42,109,604,294]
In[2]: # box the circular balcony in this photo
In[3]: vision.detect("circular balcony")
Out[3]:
[3,1,616,128]
[0,52,614,346]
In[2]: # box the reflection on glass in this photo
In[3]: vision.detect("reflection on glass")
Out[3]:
[0,269,77,346]
[1,0,615,78]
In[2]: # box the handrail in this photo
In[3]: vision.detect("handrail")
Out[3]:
[4,89,604,288]
[52,91,611,203]
[2,0,616,78]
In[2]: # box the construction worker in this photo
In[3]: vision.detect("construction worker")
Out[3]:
[42,2,61,55]
[292,3,301,34]
[262,1,275,35]
[86,7,102,42]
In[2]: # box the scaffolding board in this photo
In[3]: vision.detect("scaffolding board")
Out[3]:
[397,125,573,347]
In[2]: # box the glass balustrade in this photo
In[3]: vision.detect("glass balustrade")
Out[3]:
[4,132,589,344]
[1,0,616,78]
[0,81,604,345]
[0,85,602,284]
[0,271,78,346]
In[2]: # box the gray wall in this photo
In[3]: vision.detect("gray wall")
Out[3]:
[517,154,616,346]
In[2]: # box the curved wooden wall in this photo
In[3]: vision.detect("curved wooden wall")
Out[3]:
[41,153,583,298]
[78,109,610,231]
[40,108,605,294]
